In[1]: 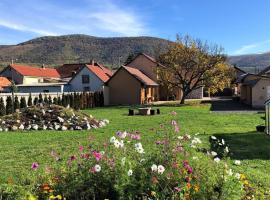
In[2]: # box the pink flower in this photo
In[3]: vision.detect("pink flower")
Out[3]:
[31,162,39,170]
[171,111,177,115]
[79,145,84,152]
[174,187,181,192]
[175,125,180,133]
[171,120,177,126]
[93,151,102,161]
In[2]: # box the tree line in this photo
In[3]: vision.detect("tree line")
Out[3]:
[0,92,104,116]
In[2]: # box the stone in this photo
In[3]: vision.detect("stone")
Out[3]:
[57,117,64,123]
[48,126,54,130]
[4,128,8,132]
[11,126,18,131]
[41,109,46,115]
[26,125,32,130]
[32,124,38,130]
[0,128,3,132]
[2,121,5,125]
[19,124,24,130]
[69,127,74,131]
[33,115,37,118]
[83,123,91,130]
[43,125,47,130]
[54,124,60,130]
[61,126,67,131]
[75,126,82,130]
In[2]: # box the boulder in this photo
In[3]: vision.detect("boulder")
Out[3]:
[32,124,39,130]
[19,124,24,130]
[11,126,18,131]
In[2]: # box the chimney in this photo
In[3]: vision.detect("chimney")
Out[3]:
[42,64,45,69]
[91,59,95,65]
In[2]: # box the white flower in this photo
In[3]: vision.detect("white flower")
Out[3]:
[191,137,202,144]
[121,157,126,166]
[151,164,158,172]
[195,133,200,136]
[110,136,116,143]
[227,169,233,176]
[211,136,217,140]
[234,160,241,166]
[211,151,218,157]
[135,143,144,153]
[214,157,220,163]
[127,169,133,176]
[120,131,127,139]
[186,134,191,139]
[177,136,184,140]
[94,164,101,172]
[235,173,241,179]
[135,143,142,149]
[225,146,229,153]
[119,140,124,148]
[157,165,165,174]
[114,139,121,148]
[192,156,198,160]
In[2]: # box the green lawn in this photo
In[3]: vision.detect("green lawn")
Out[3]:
[0,104,270,193]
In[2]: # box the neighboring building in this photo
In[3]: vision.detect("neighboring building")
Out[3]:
[0,64,61,84]
[105,66,158,105]
[126,53,204,100]
[68,63,112,92]
[236,72,270,108]
[16,82,68,93]
[0,77,11,92]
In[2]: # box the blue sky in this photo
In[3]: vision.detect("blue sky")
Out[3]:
[0,0,269,55]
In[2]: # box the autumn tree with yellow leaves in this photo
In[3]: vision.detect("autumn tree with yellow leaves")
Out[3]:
[158,35,233,104]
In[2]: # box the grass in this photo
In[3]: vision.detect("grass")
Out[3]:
[0,103,269,192]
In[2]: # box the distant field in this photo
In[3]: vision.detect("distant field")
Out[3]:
[0,104,269,193]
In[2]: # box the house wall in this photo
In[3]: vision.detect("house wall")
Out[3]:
[0,67,23,84]
[17,85,64,93]
[252,79,270,108]
[127,55,158,82]
[23,76,41,84]
[108,68,141,105]
[69,67,104,92]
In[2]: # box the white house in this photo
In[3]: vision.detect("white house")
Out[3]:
[68,64,112,92]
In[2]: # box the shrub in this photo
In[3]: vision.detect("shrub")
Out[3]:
[20,97,27,109]
[5,96,13,114]
[28,93,33,106]
[14,96,20,110]
[53,97,57,105]
[33,97,38,105]
[48,96,53,105]
[44,95,48,104]
[0,97,5,116]
[38,93,43,103]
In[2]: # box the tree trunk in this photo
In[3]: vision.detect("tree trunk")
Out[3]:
[180,95,186,104]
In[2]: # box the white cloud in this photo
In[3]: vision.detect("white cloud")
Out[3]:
[233,39,270,55]
[0,0,148,39]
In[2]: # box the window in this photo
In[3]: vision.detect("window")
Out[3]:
[82,75,90,84]
[43,90,49,93]
[84,87,90,91]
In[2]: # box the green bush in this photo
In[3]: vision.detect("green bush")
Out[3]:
[14,96,20,110]
[28,93,33,106]
[5,96,13,114]
[20,97,27,109]
[0,97,5,116]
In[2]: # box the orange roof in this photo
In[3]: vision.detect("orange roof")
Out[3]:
[123,66,158,86]
[0,77,11,87]
[86,65,111,82]
[10,64,61,78]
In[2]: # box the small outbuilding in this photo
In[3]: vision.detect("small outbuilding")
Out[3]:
[105,66,159,105]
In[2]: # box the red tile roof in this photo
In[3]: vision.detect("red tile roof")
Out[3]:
[0,77,11,87]
[123,66,158,86]
[10,64,60,78]
[57,63,84,78]
[86,65,111,82]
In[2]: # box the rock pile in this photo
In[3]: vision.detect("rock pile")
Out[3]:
[0,104,109,131]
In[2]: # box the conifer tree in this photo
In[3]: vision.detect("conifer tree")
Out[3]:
[20,97,27,109]
[33,97,39,105]
[48,96,52,105]
[57,96,62,105]
[0,97,6,116]
[69,94,74,108]
[53,97,57,105]
[38,93,43,103]
[28,93,33,106]
[44,95,48,104]
[6,96,13,114]
[14,96,20,110]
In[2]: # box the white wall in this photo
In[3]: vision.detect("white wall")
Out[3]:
[69,67,104,92]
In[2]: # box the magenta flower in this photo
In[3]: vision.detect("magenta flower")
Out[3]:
[175,125,180,133]
[171,111,177,115]
[93,151,102,161]
[171,120,177,126]
[31,162,39,170]
[79,145,84,152]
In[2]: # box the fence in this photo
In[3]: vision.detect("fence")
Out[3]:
[0,91,104,109]
[265,99,270,134]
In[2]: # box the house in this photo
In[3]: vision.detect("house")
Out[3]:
[126,53,204,100]
[0,64,61,84]
[68,62,112,92]
[105,66,158,105]
[236,69,270,108]
[0,77,11,92]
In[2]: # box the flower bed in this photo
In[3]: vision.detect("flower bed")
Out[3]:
[0,111,256,199]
